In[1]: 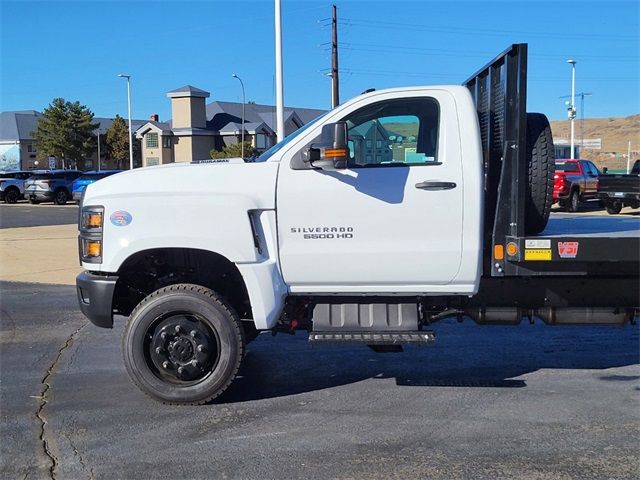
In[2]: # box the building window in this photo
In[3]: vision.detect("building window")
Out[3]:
[146,157,160,166]
[146,133,159,148]
[256,134,267,149]
[27,144,37,153]
[376,140,382,148]
[162,136,171,148]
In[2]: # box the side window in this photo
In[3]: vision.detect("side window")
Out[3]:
[343,97,439,167]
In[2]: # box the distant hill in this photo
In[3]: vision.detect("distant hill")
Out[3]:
[550,114,639,169]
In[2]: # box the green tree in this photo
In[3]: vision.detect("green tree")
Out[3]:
[210,141,258,160]
[33,98,99,169]
[104,115,132,169]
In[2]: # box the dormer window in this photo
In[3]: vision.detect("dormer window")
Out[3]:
[146,133,159,148]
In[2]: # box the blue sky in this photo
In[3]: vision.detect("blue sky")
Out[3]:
[1,0,638,122]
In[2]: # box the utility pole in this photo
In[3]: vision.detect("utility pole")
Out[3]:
[627,140,632,174]
[97,131,101,171]
[275,0,285,142]
[232,74,246,159]
[566,59,577,159]
[331,4,339,108]
[118,74,134,170]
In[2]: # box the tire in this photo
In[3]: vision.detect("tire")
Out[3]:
[524,113,555,234]
[605,201,622,215]
[28,197,40,204]
[3,187,20,204]
[568,189,580,212]
[122,284,245,405]
[54,189,68,205]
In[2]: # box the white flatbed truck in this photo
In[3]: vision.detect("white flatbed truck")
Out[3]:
[76,45,639,404]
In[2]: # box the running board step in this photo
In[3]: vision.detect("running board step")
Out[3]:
[309,331,435,345]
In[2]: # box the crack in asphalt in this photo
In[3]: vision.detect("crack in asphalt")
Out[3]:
[61,431,95,480]
[35,322,87,479]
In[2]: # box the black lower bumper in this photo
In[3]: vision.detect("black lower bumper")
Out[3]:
[76,271,118,328]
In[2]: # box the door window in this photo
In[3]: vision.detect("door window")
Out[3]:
[343,98,439,167]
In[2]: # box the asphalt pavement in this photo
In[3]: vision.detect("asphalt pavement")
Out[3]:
[0,203,78,228]
[1,280,639,479]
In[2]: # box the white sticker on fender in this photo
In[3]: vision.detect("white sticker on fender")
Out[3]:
[525,239,551,249]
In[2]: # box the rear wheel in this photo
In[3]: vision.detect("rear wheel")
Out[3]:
[525,113,555,234]
[122,284,245,405]
[605,201,622,215]
[568,189,580,212]
[54,189,68,205]
[3,187,20,204]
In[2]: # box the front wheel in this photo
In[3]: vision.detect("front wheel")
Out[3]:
[3,188,20,204]
[122,284,245,405]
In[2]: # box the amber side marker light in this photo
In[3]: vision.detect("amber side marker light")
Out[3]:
[83,239,102,258]
[506,242,518,257]
[494,244,504,260]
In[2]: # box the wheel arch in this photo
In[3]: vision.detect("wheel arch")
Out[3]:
[113,247,253,324]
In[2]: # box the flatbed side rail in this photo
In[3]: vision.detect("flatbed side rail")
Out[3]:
[463,43,528,277]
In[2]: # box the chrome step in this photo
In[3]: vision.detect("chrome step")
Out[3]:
[308,331,435,345]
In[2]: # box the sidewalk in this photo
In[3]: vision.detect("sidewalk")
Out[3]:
[0,224,82,286]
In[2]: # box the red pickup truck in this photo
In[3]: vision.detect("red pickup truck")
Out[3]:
[553,159,600,211]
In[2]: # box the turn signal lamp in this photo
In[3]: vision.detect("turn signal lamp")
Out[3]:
[323,147,349,158]
[82,211,103,230]
[83,239,102,258]
[494,244,504,260]
[506,242,518,257]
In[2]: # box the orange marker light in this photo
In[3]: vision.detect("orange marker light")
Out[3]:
[324,148,348,158]
[506,242,518,256]
[494,244,504,260]
[84,240,102,258]
[83,211,103,229]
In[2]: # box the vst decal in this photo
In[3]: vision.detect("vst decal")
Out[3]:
[558,241,579,258]
[110,210,132,227]
[291,226,354,239]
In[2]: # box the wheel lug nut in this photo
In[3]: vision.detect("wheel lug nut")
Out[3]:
[162,361,170,369]
[197,345,205,352]
[174,325,182,333]
[190,330,197,338]
[155,347,163,354]
[160,332,167,340]
[178,366,185,375]
[191,360,198,367]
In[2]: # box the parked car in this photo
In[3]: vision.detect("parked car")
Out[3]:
[23,170,82,205]
[553,159,600,212]
[0,170,33,204]
[72,170,122,203]
[598,160,640,214]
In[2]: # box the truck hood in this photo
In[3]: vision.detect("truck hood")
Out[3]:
[83,160,279,209]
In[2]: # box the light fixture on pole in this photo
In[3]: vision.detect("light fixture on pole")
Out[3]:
[232,74,246,159]
[566,59,577,160]
[117,74,134,170]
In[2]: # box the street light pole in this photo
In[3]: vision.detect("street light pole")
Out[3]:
[275,0,285,142]
[118,74,134,170]
[566,60,577,160]
[232,74,246,159]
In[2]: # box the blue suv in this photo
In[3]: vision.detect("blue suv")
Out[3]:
[72,170,122,203]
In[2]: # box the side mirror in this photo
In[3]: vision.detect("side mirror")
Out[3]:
[303,121,350,170]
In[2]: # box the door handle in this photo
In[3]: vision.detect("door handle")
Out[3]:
[415,181,457,190]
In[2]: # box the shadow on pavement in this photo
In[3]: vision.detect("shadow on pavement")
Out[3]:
[219,320,639,403]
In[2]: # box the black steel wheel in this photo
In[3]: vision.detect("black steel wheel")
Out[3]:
[123,284,245,405]
[54,189,68,205]
[605,201,622,215]
[3,187,20,204]
[568,189,580,212]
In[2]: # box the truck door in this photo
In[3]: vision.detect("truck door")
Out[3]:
[276,92,465,292]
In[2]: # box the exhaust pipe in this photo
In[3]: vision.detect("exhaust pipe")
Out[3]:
[465,308,524,325]
[534,308,634,325]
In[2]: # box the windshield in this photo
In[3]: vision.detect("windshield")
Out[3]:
[255,112,329,163]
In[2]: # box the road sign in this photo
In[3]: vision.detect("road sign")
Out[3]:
[48,156,56,169]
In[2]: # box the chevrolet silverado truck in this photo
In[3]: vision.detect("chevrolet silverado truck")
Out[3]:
[553,159,600,212]
[76,45,639,404]
[598,160,640,214]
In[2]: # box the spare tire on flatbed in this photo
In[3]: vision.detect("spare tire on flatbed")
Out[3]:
[525,112,555,235]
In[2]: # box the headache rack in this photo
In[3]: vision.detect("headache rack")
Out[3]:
[463,43,639,279]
